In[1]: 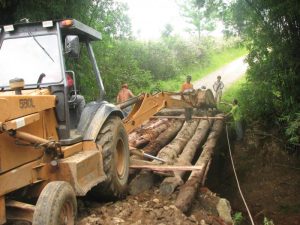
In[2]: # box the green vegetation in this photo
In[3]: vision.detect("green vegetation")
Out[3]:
[4,0,298,145]
[224,0,300,144]
[159,47,247,91]
[222,76,246,102]
[217,75,246,113]
[263,217,275,225]
[232,212,244,225]
[0,1,246,103]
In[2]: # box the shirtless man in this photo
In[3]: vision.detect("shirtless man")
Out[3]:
[116,83,134,116]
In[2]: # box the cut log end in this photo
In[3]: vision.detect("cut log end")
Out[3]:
[129,171,155,195]
[159,176,183,196]
[175,185,197,213]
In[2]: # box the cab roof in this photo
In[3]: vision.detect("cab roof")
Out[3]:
[59,19,102,41]
[0,19,102,42]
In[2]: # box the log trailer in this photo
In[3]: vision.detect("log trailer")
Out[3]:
[0,19,215,224]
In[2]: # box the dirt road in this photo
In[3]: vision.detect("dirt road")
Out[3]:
[193,56,248,91]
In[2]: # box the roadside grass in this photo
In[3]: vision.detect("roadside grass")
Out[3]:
[219,75,247,112]
[158,47,248,91]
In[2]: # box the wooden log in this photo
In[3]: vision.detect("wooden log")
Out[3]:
[128,119,185,194]
[129,171,155,195]
[128,118,169,147]
[132,122,170,148]
[141,118,169,130]
[142,119,184,155]
[202,159,212,186]
[128,118,166,138]
[155,108,185,116]
[175,115,224,213]
[160,118,213,195]
[155,119,200,164]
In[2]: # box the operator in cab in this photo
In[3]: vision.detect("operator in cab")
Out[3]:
[67,74,86,116]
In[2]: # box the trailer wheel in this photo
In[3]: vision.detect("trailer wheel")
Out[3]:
[93,115,129,199]
[32,181,77,225]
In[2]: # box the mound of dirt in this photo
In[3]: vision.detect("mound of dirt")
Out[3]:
[210,125,300,225]
[77,187,232,225]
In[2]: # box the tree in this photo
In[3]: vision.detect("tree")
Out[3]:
[177,0,223,40]
[225,0,300,143]
[161,24,174,38]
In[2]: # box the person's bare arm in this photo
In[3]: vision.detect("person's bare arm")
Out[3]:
[128,90,134,98]
[116,93,120,104]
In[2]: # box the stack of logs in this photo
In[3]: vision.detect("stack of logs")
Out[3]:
[128,109,224,214]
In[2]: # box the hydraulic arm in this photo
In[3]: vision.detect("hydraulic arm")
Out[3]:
[119,90,215,134]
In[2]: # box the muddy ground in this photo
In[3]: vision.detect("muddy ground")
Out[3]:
[208,124,300,225]
[9,122,300,225]
[77,124,300,225]
[77,185,229,225]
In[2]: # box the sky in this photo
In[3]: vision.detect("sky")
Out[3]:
[120,0,191,40]
[120,0,224,40]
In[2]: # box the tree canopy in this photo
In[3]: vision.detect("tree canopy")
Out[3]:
[226,0,300,143]
[177,0,223,39]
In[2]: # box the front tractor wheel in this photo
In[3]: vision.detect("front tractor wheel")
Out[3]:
[32,181,77,225]
[93,116,129,199]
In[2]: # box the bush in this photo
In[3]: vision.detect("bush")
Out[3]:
[76,36,217,102]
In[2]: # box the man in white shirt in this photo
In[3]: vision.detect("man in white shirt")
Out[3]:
[213,75,224,104]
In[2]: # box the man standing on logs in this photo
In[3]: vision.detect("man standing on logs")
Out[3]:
[117,83,135,116]
[226,99,243,141]
[213,75,224,103]
[181,75,194,92]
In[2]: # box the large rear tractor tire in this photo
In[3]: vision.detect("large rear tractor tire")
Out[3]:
[32,181,77,225]
[93,116,129,199]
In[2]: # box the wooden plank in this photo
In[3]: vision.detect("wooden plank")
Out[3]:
[130,158,162,166]
[151,116,224,120]
[130,164,205,171]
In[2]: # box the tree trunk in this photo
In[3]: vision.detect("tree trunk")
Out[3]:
[175,116,224,213]
[160,118,213,195]
[128,118,169,147]
[131,121,170,148]
[128,119,184,194]
[155,119,200,164]
[155,109,185,116]
[142,119,184,155]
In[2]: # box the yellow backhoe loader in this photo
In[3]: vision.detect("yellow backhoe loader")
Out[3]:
[0,19,215,224]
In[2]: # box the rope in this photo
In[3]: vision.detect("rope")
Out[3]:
[225,125,255,225]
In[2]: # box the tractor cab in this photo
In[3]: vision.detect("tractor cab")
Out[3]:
[0,19,111,144]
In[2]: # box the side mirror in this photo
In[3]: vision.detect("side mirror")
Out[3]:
[65,35,80,58]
